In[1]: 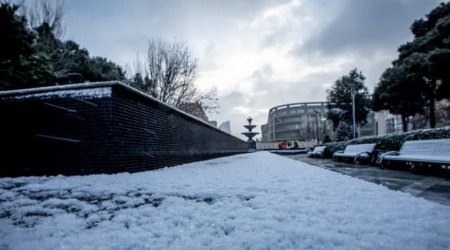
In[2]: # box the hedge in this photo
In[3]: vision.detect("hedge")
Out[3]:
[321,126,450,157]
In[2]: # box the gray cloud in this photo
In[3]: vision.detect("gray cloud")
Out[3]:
[296,0,441,57]
[61,0,445,140]
[65,0,279,64]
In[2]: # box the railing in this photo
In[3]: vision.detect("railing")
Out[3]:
[268,102,328,114]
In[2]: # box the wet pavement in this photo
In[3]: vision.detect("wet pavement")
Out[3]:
[286,154,450,206]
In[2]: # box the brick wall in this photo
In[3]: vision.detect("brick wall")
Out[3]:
[0,82,248,176]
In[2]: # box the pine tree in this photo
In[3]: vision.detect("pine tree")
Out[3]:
[0,2,51,89]
[336,122,351,142]
[373,65,426,132]
[389,2,450,128]
[326,68,371,130]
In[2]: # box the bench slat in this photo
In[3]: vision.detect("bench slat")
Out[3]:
[308,146,326,157]
[334,143,376,158]
[312,146,326,153]
[383,139,450,165]
[383,155,450,164]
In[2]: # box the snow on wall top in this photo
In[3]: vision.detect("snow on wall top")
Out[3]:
[0,81,243,141]
[1,87,112,101]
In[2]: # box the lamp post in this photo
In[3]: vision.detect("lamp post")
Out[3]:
[314,110,320,144]
[351,88,356,139]
[321,117,327,135]
[347,82,357,139]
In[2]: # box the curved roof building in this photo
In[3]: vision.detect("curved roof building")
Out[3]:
[261,102,329,142]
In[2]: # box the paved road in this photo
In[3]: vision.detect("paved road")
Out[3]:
[286,154,450,206]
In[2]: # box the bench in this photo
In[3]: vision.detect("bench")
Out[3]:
[333,143,376,164]
[378,139,450,172]
[307,146,326,158]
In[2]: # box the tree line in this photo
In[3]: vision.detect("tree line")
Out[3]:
[0,1,125,89]
[129,40,218,116]
[0,0,217,120]
[327,2,450,140]
[373,2,450,131]
[2,1,449,128]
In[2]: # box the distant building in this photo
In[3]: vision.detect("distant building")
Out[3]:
[374,110,403,135]
[209,121,218,127]
[261,99,450,142]
[373,100,450,136]
[373,111,388,136]
[261,102,330,142]
[436,99,450,128]
[219,121,231,134]
[358,111,377,137]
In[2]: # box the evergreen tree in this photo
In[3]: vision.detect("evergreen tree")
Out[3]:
[373,65,426,132]
[336,122,351,142]
[34,25,126,84]
[55,40,89,83]
[0,2,51,89]
[34,22,77,83]
[387,2,450,128]
[326,68,371,132]
[1,2,126,89]
[84,57,125,82]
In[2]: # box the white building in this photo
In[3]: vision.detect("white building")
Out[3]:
[219,121,231,134]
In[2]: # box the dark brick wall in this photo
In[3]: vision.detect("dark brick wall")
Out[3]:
[0,82,248,176]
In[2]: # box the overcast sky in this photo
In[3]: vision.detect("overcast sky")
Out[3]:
[63,0,442,140]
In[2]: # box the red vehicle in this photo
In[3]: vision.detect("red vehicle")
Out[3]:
[278,140,298,150]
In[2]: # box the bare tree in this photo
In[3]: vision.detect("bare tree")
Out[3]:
[131,40,218,119]
[20,0,66,38]
[193,88,219,116]
[146,40,197,107]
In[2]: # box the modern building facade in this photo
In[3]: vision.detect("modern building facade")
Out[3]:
[262,99,450,141]
[219,121,231,134]
[261,102,331,142]
[359,111,378,137]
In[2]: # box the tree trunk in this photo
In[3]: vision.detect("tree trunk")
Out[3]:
[429,97,436,128]
[401,114,408,132]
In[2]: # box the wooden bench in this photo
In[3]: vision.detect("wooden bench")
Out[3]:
[378,139,450,171]
[333,143,376,164]
[307,146,326,158]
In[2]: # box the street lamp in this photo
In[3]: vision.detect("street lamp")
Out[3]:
[314,110,320,144]
[349,83,357,139]
[352,89,356,138]
[321,117,327,135]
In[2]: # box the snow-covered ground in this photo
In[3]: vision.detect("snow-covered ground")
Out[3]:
[1,151,449,250]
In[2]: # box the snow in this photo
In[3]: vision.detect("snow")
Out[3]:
[1,151,450,250]
[2,87,111,100]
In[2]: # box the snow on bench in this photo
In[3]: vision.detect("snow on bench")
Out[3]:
[379,139,450,170]
[333,143,376,164]
[307,145,326,158]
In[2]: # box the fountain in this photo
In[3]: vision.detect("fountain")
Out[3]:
[242,117,259,149]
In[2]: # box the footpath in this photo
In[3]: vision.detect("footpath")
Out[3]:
[287,154,450,206]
